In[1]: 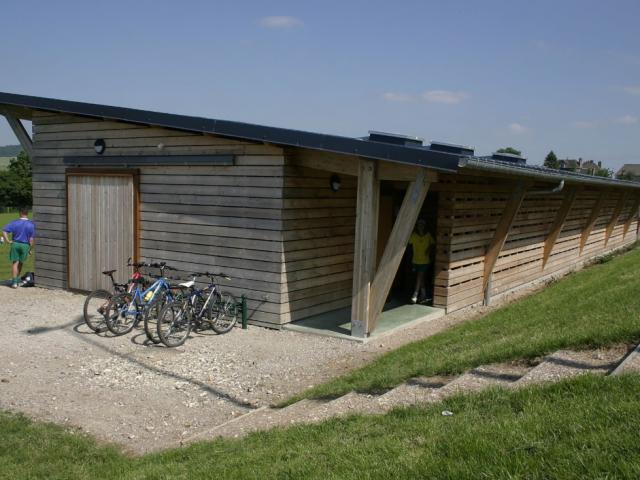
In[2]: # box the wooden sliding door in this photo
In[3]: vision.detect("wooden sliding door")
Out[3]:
[67,171,137,291]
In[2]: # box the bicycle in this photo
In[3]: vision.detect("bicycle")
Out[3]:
[157,272,238,347]
[104,262,180,341]
[82,261,145,333]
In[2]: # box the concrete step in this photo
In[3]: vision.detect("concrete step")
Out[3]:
[515,347,626,387]
[184,406,271,443]
[300,392,386,424]
[611,343,640,376]
[377,376,449,409]
[438,363,529,397]
[211,398,326,439]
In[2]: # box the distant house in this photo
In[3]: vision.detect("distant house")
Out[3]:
[559,158,602,175]
[559,158,579,171]
[616,164,640,181]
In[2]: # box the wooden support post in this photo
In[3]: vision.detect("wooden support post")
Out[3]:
[604,192,628,246]
[579,192,606,254]
[542,188,578,269]
[482,183,526,302]
[622,196,640,239]
[3,114,34,158]
[350,159,379,338]
[368,170,431,331]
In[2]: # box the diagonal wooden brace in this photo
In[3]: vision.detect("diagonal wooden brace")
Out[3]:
[3,114,33,158]
[367,169,430,332]
[542,187,578,269]
[482,182,526,302]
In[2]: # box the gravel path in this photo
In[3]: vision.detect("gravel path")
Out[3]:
[0,281,544,453]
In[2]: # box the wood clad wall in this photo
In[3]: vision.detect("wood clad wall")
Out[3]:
[434,174,640,312]
[31,110,289,327]
[280,161,357,321]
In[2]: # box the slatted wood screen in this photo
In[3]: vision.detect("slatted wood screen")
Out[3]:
[67,173,135,291]
[434,174,640,312]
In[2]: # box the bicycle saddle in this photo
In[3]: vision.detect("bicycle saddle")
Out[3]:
[179,280,195,288]
[102,269,116,275]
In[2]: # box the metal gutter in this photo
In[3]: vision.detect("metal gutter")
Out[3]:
[458,157,640,190]
[527,180,564,195]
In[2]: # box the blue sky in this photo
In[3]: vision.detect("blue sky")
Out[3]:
[1,0,639,169]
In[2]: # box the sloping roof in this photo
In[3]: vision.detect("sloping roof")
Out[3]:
[1,91,639,190]
[0,91,461,173]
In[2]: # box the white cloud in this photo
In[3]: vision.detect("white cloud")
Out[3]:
[382,92,413,102]
[571,120,597,129]
[508,122,529,134]
[421,90,470,104]
[615,114,638,125]
[623,85,640,95]
[259,16,303,29]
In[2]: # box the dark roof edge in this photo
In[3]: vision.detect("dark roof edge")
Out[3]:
[0,92,460,173]
[459,157,640,190]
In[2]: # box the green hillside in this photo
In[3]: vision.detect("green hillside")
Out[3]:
[0,145,21,157]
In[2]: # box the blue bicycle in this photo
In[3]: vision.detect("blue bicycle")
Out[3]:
[104,262,180,341]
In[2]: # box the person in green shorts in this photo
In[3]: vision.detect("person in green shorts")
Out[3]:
[2,208,36,288]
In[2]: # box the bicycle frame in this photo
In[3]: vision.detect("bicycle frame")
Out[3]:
[183,276,220,321]
[128,277,173,314]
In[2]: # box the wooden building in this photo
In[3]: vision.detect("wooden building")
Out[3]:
[1,92,639,338]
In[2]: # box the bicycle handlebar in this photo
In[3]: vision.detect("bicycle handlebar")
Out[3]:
[190,271,231,280]
[127,258,177,271]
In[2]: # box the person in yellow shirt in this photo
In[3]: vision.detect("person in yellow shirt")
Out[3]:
[408,218,435,304]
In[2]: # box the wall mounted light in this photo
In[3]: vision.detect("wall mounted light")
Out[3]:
[94,139,106,155]
[330,174,341,192]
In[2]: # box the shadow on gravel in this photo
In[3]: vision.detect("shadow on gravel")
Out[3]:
[66,320,253,409]
[23,319,84,335]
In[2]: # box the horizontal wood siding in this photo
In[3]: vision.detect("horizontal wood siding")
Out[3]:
[281,161,357,321]
[31,110,288,326]
[435,174,640,312]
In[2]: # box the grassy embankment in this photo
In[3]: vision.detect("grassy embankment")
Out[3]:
[1,374,639,479]
[286,243,640,403]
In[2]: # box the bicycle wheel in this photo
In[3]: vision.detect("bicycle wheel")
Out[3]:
[143,293,167,344]
[157,302,192,347]
[104,292,136,335]
[210,292,238,334]
[83,289,111,333]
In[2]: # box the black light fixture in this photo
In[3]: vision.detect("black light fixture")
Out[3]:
[330,174,341,192]
[94,138,106,155]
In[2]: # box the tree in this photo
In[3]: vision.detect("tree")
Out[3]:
[544,150,559,169]
[496,147,522,156]
[617,171,638,181]
[594,167,613,178]
[0,150,32,208]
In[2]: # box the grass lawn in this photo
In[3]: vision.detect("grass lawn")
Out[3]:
[1,374,639,479]
[0,157,13,170]
[0,211,35,281]
[287,244,640,404]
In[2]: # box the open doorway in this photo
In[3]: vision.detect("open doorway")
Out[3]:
[377,180,438,307]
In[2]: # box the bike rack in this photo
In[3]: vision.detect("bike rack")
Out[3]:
[237,294,248,330]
